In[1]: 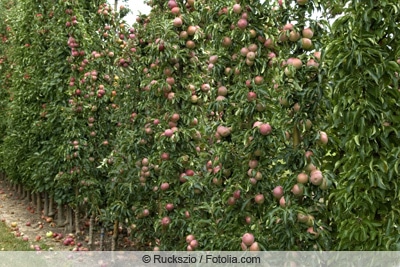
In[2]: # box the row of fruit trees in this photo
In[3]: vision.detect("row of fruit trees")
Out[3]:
[0,0,400,251]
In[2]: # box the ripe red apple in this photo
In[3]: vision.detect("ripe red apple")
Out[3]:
[164,129,174,137]
[165,203,174,211]
[272,186,284,199]
[254,76,263,85]
[302,38,313,50]
[293,103,301,112]
[289,31,300,42]
[319,131,329,145]
[187,25,197,36]
[310,170,323,185]
[168,0,178,9]
[254,194,265,204]
[160,182,170,191]
[222,37,232,47]
[297,172,309,184]
[161,216,171,227]
[186,40,196,49]
[307,59,319,68]
[189,239,198,248]
[302,28,314,38]
[227,196,236,206]
[185,210,191,219]
[186,234,195,244]
[287,58,303,69]
[291,184,304,197]
[218,86,228,96]
[237,19,248,30]
[283,23,294,31]
[143,209,150,217]
[314,51,321,60]
[171,7,180,15]
[279,196,288,207]
[233,190,241,199]
[217,125,231,137]
[259,123,272,135]
[233,4,242,14]
[248,159,258,169]
[246,51,256,61]
[201,83,210,92]
[242,233,255,246]
[249,242,260,251]
[247,92,257,101]
[184,168,194,176]
[173,17,183,27]
[160,152,170,161]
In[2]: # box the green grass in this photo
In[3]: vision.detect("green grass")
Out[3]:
[0,221,49,251]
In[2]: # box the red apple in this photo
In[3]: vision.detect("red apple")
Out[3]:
[242,233,255,246]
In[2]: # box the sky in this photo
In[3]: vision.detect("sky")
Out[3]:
[109,0,151,26]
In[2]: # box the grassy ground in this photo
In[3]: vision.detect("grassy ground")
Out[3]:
[0,221,49,251]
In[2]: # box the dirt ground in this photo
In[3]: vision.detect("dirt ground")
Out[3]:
[0,179,135,251]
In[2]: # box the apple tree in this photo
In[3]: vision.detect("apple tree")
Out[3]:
[325,0,400,250]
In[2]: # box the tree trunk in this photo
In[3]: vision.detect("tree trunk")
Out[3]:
[100,227,105,251]
[48,197,54,217]
[68,206,73,232]
[43,192,49,216]
[36,192,42,216]
[32,192,36,208]
[25,190,31,205]
[57,203,64,226]
[88,213,95,250]
[74,206,80,234]
[111,220,119,251]
[16,184,22,199]
[22,188,27,200]
[114,0,118,13]
[74,187,80,234]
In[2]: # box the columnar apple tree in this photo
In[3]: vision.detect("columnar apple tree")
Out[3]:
[105,0,333,251]
[0,0,130,236]
[326,0,400,250]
